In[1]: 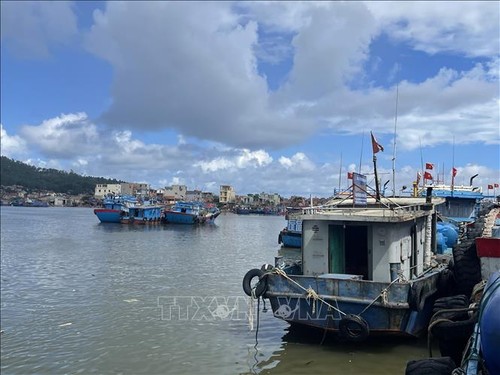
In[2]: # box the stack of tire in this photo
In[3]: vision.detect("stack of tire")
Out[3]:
[428,294,477,366]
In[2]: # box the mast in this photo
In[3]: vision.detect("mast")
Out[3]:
[392,83,399,197]
[359,131,364,174]
[338,152,343,193]
[371,132,384,202]
[451,136,455,195]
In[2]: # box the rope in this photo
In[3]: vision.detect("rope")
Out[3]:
[358,276,401,316]
[248,296,254,331]
[305,287,319,315]
[426,306,478,357]
[255,297,260,346]
[273,268,346,317]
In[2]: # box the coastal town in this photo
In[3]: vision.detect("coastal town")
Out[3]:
[0,182,330,211]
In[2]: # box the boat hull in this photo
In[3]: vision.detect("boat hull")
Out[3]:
[262,271,439,338]
[279,230,302,248]
[94,208,122,223]
[164,212,198,224]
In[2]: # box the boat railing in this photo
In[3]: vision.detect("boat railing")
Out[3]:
[301,203,430,218]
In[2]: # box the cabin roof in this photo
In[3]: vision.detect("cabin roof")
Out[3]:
[301,197,445,223]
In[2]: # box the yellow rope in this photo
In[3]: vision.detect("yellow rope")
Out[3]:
[273,269,346,316]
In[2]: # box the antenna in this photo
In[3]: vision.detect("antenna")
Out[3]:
[359,130,364,174]
[419,137,424,189]
[392,83,399,197]
[338,152,343,193]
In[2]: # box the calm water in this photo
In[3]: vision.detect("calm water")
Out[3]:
[1,207,430,374]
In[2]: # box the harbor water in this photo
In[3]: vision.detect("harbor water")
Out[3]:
[1,207,431,374]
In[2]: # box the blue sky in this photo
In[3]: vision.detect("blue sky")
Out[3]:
[1,1,499,197]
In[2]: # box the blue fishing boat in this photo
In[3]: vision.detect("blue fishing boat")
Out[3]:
[278,217,302,248]
[119,199,164,224]
[94,195,137,223]
[244,194,451,342]
[164,201,220,224]
[421,183,483,224]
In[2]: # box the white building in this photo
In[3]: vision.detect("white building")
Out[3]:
[220,185,236,204]
[163,185,187,201]
[94,184,121,198]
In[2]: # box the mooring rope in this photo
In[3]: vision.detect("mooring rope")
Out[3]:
[358,276,401,316]
[273,268,346,316]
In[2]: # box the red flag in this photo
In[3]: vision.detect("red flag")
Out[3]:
[370,132,384,154]
[347,172,353,180]
[425,163,434,170]
[452,167,457,177]
[495,183,499,188]
[488,184,494,189]
[424,171,433,180]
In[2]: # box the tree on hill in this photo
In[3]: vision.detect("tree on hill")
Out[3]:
[0,156,124,195]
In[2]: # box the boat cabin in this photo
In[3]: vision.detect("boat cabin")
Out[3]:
[299,197,444,283]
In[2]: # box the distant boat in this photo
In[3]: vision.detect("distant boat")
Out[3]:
[94,195,137,223]
[235,206,281,215]
[164,201,220,224]
[278,217,302,248]
[244,195,453,342]
[421,184,484,224]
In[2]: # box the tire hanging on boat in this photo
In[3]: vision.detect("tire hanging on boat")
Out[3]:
[338,314,369,342]
[242,268,267,298]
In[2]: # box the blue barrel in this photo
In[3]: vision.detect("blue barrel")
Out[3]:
[480,271,500,375]
[437,222,459,250]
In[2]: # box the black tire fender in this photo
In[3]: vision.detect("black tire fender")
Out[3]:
[405,357,456,375]
[409,283,425,311]
[242,268,267,298]
[338,314,369,342]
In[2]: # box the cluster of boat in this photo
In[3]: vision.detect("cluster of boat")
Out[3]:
[245,185,499,375]
[93,195,220,225]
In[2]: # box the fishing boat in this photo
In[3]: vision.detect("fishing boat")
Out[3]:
[278,217,302,248]
[244,190,451,342]
[163,201,220,224]
[419,183,483,224]
[94,195,137,223]
[119,199,164,224]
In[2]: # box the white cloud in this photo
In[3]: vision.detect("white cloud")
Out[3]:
[19,113,100,157]
[279,152,315,171]
[0,125,27,157]
[194,149,272,173]
[366,1,499,57]
[0,1,78,59]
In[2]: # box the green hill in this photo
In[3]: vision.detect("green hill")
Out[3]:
[0,156,124,195]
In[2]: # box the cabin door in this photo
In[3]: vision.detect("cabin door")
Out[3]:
[329,225,345,273]
[345,225,368,279]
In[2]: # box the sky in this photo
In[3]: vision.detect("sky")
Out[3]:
[1,1,499,198]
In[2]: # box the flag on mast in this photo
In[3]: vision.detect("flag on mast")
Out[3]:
[452,167,457,177]
[425,163,434,170]
[424,171,433,180]
[370,132,384,154]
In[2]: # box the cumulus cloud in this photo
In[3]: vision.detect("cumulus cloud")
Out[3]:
[0,1,78,59]
[19,113,100,157]
[366,1,499,57]
[84,2,311,149]
[0,125,27,157]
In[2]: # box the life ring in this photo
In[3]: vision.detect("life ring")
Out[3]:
[338,314,369,342]
[242,268,267,298]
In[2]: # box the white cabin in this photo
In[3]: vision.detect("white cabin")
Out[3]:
[299,197,444,283]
